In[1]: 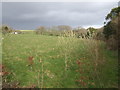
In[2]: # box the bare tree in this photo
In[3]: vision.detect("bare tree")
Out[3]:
[36,26,46,35]
[57,25,72,31]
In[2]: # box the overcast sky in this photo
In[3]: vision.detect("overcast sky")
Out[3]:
[2,2,118,30]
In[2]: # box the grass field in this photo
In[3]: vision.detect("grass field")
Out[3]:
[20,30,34,31]
[2,33,118,88]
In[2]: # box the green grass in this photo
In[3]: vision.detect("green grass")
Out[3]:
[2,34,118,88]
[20,30,35,35]
[20,30,34,31]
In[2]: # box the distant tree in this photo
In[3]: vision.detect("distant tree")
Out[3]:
[87,27,97,34]
[94,27,105,40]
[2,25,13,35]
[73,27,88,38]
[50,26,59,31]
[57,25,72,31]
[36,26,46,35]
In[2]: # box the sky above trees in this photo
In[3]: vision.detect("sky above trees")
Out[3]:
[2,2,118,30]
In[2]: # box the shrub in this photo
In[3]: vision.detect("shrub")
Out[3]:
[35,26,46,35]
[1,25,13,35]
[103,7,119,50]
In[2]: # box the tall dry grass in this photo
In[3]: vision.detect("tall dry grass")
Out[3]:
[57,30,107,87]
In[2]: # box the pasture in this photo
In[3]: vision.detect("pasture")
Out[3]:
[2,33,118,88]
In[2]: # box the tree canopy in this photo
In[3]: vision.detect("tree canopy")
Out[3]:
[105,6,120,20]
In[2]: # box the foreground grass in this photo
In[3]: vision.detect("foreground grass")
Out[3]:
[2,34,118,88]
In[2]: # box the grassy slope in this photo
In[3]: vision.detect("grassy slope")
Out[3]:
[2,34,118,88]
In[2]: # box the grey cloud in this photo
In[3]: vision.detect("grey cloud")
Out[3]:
[0,2,2,25]
[2,2,118,30]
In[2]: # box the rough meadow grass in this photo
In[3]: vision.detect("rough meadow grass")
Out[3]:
[2,33,118,88]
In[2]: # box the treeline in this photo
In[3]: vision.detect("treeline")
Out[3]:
[35,25,99,39]
[103,6,120,50]
[0,25,99,39]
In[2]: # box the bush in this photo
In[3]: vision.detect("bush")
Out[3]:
[103,7,119,50]
[93,27,105,40]
[1,25,13,35]
[35,26,46,35]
